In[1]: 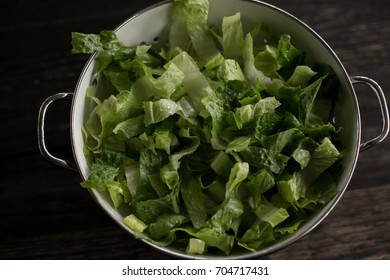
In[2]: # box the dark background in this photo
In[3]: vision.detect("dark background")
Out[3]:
[1,0,389,259]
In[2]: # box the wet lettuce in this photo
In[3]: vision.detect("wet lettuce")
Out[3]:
[72,0,343,256]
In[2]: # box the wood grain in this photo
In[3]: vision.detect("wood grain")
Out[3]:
[1,0,389,260]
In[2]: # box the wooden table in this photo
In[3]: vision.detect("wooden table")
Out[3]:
[1,0,389,259]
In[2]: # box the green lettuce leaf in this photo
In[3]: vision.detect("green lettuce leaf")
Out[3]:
[202,92,228,150]
[276,34,302,69]
[160,127,200,189]
[238,146,288,174]
[206,197,244,233]
[303,137,340,186]
[175,226,235,255]
[80,148,124,190]
[72,31,126,54]
[254,197,289,228]
[180,172,207,229]
[277,172,304,203]
[171,51,213,116]
[149,213,188,240]
[239,220,275,252]
[80,160,118,190]
[169,0,218,62]
[254,45,280,79]
[287,65,317,87]
[113,115,145,139]
[299,171,338,210]
[123,214,148,233]
[234,97,281,128]
[225,162,249,198]
[209,151,234,177]
[86,90,143,148]
[222,12,244,59]
[243,33,273,87]
[218,59,246,82]
[186,238,207,255]
[246,169,275,206]
[143,99,180,126]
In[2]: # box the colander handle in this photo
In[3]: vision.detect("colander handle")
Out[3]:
[37,92,78,171]
[351,76,390,152]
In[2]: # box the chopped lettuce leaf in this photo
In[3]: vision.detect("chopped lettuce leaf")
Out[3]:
[238,146,289,174]
[171,52,213,116]
[287,65,317,87]
[222,12,244,59]
[175,226,235,255]
[149,214,188,240]
[202,92,229,149]
[291,147,311,170]
[180,173,207,229]
[113,115,145,139]
[225,136,252,154]
[72,32,104,54]
[303,137,340,186]
[80,160,118,190]
[234,96,281,128]
[143,99,181,126]
[277,171,304,203]
[300,171,338,209]
[206,197,244,233]
[219,59,246,82]
[210,151,234,177]
[243,33,273,87]
[239,220,275,252]
[107,181,124,208]
[186,238,207,255]
[276,34,302,68]
[123,214,148,233]
[149,62,185,99]
[246,169,275,206]
[225,162,249,198]
[169,0,218,62]
[254,197,289,228]
[254,45,280,79]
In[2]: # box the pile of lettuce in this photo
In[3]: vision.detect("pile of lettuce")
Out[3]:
[72,0,343,256]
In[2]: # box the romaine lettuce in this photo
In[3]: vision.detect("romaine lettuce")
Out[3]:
[73,0,343,256]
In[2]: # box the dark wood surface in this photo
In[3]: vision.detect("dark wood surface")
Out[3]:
[1,0,389,260]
